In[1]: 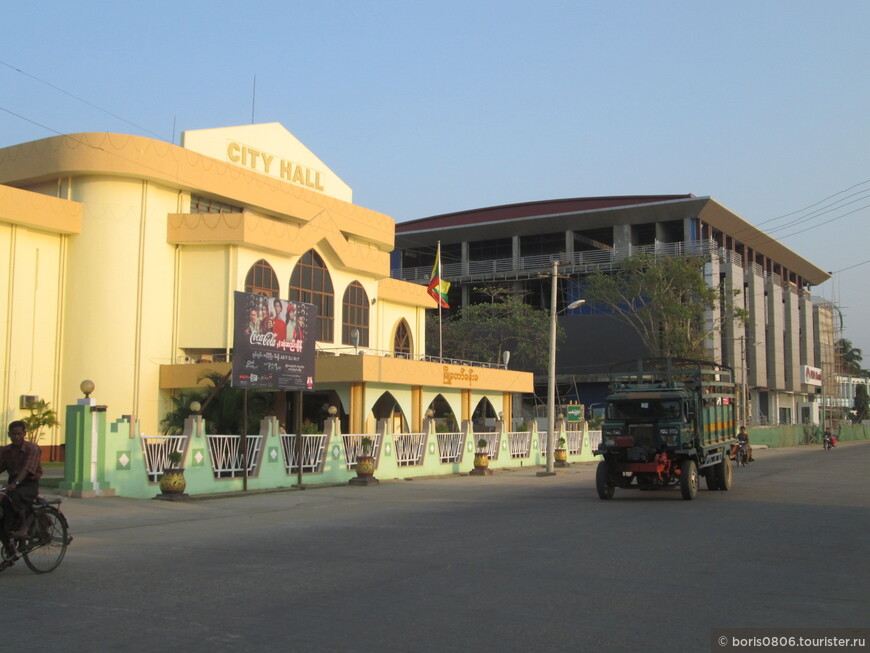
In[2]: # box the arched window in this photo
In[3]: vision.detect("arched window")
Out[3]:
[394,320,411,356]
[342,282,370,347]
[245,259,279,297]
[289,250,334,342]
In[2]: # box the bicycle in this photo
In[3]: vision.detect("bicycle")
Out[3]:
[0,492,72,574]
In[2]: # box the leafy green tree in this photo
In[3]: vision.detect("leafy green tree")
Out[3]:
[853,383,869,422]
[21,399,59,444]
[583,254,748,359]
[160,371,275,435]
[836,338,863,376]
[427,287,559,373]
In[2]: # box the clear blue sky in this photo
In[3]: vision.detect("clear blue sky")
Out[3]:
[3,1,868,360]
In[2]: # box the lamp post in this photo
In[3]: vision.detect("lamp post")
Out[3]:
[540,259,585,476]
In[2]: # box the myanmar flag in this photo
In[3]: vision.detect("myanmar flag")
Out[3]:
[427,243,450,308]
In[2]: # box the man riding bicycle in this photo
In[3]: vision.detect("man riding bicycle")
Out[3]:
[736,425,754,462]
[0,421,43,551]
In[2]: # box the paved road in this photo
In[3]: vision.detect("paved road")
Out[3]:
[5,442,869,652]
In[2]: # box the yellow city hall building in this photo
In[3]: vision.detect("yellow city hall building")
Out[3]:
[0,123,531,455]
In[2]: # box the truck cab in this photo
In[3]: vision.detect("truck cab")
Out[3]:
[595,359,737,500]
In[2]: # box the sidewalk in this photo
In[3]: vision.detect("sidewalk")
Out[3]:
[42,461,601,535]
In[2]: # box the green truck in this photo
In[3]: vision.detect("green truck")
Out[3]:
[594,358,737,500]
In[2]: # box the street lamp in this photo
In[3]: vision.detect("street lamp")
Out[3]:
[539,259,586,476]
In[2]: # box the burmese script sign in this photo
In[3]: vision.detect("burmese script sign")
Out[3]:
[231,291,316,390]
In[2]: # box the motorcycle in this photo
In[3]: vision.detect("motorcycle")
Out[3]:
[823,433,836,451]
[735,442,750,467]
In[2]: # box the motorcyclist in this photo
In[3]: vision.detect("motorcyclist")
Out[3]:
[737,426,754,462]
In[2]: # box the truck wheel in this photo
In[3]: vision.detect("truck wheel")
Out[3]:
[714,455,733,491]
[704,468,720,491]
[596,461,615,500]
[680,460,698,500]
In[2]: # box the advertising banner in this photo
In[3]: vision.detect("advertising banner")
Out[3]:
[231,291,316,390]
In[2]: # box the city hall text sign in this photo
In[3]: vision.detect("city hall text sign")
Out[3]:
[226,141,325,192]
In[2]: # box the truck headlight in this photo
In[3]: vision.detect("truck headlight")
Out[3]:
[659,427,679,444]
[602,428,621,447]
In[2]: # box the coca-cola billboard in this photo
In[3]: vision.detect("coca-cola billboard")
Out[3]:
[231,291,316,390]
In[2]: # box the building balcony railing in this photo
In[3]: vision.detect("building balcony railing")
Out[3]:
[392,239,718,283]
[393,238,809,293]
[174,346,508,370]
[314,346,509,369]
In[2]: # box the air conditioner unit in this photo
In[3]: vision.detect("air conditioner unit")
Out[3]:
[19,395,39,409]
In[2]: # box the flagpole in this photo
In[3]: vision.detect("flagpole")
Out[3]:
[438,241,443,361]
[438,294,443,362]
[428,240,448,362]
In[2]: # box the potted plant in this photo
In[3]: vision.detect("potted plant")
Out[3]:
[158,450,187,497]
[350,436,379,486]
[555,436,568,466]
[470,438,492,476]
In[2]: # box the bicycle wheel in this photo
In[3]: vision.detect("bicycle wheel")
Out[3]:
[23,506,69,574]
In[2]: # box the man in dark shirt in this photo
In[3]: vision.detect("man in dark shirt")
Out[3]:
[0,420,43,544]
[737,425,754,462]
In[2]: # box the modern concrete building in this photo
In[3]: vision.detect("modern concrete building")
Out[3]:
[392,196,837,426]
[0,124,532,457]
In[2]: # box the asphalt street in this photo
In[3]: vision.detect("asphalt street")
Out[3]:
[3,441,868,653]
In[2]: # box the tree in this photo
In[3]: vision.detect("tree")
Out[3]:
[583,254,748,359]
[21,399,59,444]
[427,287,559,373]
[853,383,869,423]
[836,338,863,377]
[160,371,275,435]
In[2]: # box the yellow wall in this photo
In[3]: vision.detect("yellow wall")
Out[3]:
[177,246,232,350]
[59,176,181,430]
[0,224,65,407]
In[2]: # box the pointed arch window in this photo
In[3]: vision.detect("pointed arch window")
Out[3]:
[342,282,370,347]
[245,259,279,297]
[289,250,334,342]
[394,320,411,356]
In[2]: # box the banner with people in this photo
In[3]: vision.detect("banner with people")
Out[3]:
[231,291,316,390]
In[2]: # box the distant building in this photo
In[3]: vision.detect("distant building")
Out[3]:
[393,196,836,426]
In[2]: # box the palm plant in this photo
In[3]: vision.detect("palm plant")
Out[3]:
[159,371,274,435]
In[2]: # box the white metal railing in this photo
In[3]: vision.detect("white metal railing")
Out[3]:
[393,432,426,467]
[342,433,382,470]
[280,434,327,474]
[393,239,719,283]
[141,435,187,483]
[436,432,465,463]
[473,433,500,460]
[506,432,532,458]
[567,430,583,455]
[587,430,602,452]
[206,434,263,478]
[314,346,508,370]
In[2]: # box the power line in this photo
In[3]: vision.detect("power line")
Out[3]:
[764,190,870,235]
[0,59,164,140]
[755,177,870,226]
[832,258,870,274]
[776,202,870,239]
